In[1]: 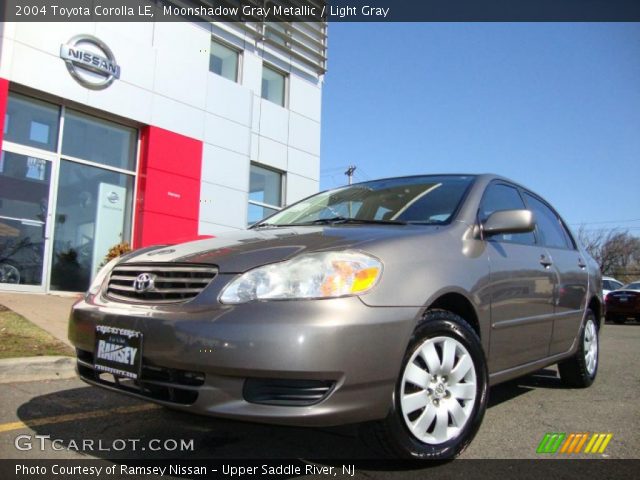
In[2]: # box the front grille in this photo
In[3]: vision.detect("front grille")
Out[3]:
[77,349,204,405]
[106,263,217,303]
[243,378,336,406]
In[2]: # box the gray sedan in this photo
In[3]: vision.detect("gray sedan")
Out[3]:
[69,174,602,459]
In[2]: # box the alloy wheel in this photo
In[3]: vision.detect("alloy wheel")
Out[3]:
[583,319,598,376]
[400,336,477,444]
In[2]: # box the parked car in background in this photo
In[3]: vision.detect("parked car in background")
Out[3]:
[603,276,624,297]
[69,174,602,459]
[605,281,640,324]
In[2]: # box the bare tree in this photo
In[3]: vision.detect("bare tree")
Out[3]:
[577,227,640,282]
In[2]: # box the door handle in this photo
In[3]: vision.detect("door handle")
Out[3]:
[578,258,587,269]
[540,255,553,268]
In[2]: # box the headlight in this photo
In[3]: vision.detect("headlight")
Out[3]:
[219,251,382,304]
[86,257,120,297]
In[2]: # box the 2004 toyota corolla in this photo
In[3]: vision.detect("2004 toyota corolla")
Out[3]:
[69,174,602,459]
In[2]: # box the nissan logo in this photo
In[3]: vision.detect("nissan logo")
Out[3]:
[60,34,120,90]
[133,273,155,293]
[107,191,120,204]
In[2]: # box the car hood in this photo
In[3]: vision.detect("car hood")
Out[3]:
[122,225,438,273]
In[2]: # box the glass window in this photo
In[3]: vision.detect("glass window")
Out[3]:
[479,183,535,245]
[265,23,288,46]
[0,151,52,286]
[249,165,282,206]
[262,65,286,106]
[523,193,572,250]
[62,110,136,171]
[50,160,134,291]
[209,39,239,82]
[248,164,283,225]
[604,280,623,291]
[4,93,60,151]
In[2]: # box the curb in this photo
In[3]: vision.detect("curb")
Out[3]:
[0,356,76,383]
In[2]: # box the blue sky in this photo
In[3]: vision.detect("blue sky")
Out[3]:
[320,23,640,235]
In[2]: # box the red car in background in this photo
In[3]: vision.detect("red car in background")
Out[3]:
[605,281,640,324]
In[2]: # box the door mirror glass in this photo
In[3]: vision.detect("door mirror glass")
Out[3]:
[482,209,534,237]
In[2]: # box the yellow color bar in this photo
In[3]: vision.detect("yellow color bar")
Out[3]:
[598,434,613,454]
[584,433,599,453]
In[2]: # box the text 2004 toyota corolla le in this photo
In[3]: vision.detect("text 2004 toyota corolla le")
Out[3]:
[69,174,602,459]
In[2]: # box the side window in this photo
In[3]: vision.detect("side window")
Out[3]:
[523,193,572,250]
[479,184,535,245]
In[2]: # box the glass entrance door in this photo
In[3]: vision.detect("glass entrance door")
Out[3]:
[0,151,53,290]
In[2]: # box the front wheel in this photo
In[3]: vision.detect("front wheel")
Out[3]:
[558,310,599,388]
[361,310,488,459]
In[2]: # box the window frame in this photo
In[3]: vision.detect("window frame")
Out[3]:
[209,36,242,83]
[248,163,285,226]
[521,190,578,251]
[261,63,288,107]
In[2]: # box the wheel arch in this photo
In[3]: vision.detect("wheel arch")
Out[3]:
[587,296,602,329]
[425,291,482,340]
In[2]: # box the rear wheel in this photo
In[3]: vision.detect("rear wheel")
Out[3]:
[0,262,20,284]
[558,310,599,388]
[361,310,488,459]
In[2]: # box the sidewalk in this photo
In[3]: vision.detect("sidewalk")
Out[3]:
[0,292,79,346]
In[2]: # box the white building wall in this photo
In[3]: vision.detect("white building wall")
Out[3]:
[0,20,322,234]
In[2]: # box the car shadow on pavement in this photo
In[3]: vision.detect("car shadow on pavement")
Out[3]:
[12,368,568,475]
[488,368,564,408]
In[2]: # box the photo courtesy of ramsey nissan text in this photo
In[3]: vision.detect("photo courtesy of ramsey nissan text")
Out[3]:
[0,1,639,479]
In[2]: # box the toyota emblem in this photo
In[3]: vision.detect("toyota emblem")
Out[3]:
[133,273,155,293]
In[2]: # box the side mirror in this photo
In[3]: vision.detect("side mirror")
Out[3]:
[482,209,535,237]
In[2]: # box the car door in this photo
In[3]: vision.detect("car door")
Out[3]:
[523,192,589,356]
[480,182,555,373]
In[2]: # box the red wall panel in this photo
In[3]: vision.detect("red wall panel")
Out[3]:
[0,78,9,146]
[142,168,201,220]
[134,126,203,248]
[135,212,199,247]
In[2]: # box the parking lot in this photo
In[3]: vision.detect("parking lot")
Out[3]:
[0,323,638,474]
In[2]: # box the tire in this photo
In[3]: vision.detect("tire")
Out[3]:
[558,310,599,388]
[360,309,489,459]
[0,262,21,284]
[612,316,626,325]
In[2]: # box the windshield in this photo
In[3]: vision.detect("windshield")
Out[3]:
[253,175,475,227]
[624,282,640,290]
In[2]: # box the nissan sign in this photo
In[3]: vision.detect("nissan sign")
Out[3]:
[60,34,120,90]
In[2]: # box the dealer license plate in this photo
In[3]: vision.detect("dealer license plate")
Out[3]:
[94,325,142,379]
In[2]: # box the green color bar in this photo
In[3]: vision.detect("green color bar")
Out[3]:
[537,433,566,453]
[549,433,566,453]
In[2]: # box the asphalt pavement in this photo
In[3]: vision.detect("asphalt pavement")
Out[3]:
[0,323,638,476]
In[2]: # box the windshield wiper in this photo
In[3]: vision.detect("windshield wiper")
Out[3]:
[253,217,408,228]
[251,222,286,229]
[301,217,407,226]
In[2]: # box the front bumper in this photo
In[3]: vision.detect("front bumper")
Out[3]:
[68,284,419,427]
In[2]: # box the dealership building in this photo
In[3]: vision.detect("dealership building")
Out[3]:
[0,20,326,292]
